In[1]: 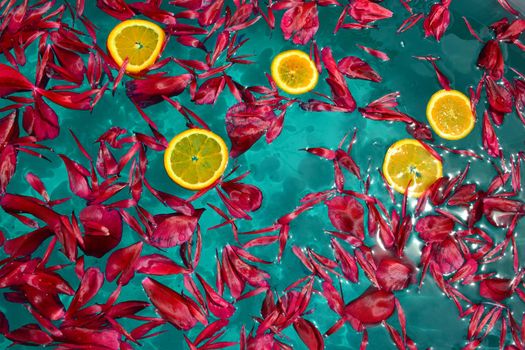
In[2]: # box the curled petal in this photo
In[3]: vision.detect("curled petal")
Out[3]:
[221,181,262,213]
[226,103,274,158]
[482,111,502,158]
[280,2,319,45]
[149,212,201,248]
[337,56,382,82]
[434,238,464,274]
[477,40,504,80]
[80,205,122,258]
[348,0,393,24]
[0,145,17,195]
[415,215,454,242]
[126,74,193,108]
[325,196,365,240]
[423,0,451,42]
[485,76,513,115]
[106,242,143,285]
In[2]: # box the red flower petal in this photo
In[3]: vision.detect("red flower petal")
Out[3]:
[142,277,207,330]
[325,196,365,241]
[344,288,395,325]
[415,215,455,242]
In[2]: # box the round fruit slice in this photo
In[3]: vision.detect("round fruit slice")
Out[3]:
[107,19,165,74]
[164,129,229,190]
[382,139,443,198]
[271,50,319,95]
[426,89,475,140]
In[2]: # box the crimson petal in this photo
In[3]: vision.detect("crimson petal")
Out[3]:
[344,289,395,325]
[142,277,207,330]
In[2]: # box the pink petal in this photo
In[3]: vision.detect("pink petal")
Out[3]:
[221,181,263,213]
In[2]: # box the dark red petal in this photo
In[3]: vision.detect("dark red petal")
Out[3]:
[105,242,143,285]
[149,213,200,248]
[66,267,104,318]
[136,254,189,275]
[125,74,193,108]
[337,56,381,82]
[221,181,263,213]
[344,289,395,324]
[280,2,319,45]
[6,324,53,346]
[293,318,324,350]
[375,257,414,291]
[325,196,365,240]
[434,238,465,274]
[142,277,207,330]
[477,40,504,80]
[226,102,274,158]
[415,215,454,242]
[80,205,122,257]
[0,63,33,98]
[479,278,513,302]
[348,0,393,24]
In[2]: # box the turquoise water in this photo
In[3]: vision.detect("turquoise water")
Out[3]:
[1,0,524,349]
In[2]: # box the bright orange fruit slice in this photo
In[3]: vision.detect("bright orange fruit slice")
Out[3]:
[426,89,475,140]
[382,139,443,198]
[164,129,229,190]
[271,50,318,95]
[107,19,165,74]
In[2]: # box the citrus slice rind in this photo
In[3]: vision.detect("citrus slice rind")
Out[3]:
[426,89,475,140]
[271,50,319,95]
[107,19,165,74]
[382,139,443,198]
[164,129,229,190]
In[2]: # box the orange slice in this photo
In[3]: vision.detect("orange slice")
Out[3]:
[426,89,475,140]
[271,50,318,95]
[382,139,443,198]
[164,129,229,190]
[107,19,165,74]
